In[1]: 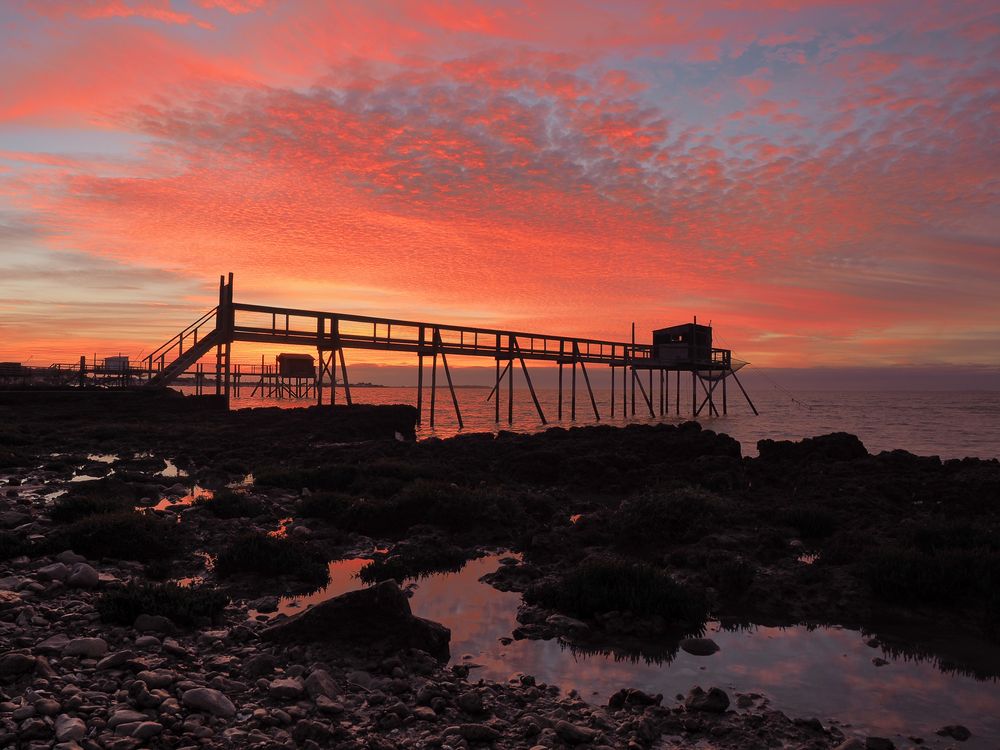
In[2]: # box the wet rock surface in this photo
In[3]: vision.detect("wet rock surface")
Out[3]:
[1,395,998,747]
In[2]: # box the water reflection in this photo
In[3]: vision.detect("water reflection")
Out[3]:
[252,554,1000,747]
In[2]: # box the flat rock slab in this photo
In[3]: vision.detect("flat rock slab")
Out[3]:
[261,579,450,660]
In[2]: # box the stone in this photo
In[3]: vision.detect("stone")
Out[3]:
[181,688,236,718]
[555,720,599,744]
[304,669,338,700]
[54,714,86,742]
[457,691,485,714]
[34,698,61,715]
[458,723,500,742]
[136,669,175,689]
[96,650,135,670]
[108,709,148,729]
[268,677,305,700]
[685,686,730,713]
[833,741,865,750]
[608,688,662,709]
[36,634,71,653]
[865,739,895,750]
[56,551,87,565]
[0,510,31,528]
[133,635,160,648]
[937,725,971,741]
[67,564,99,588]
[134,614,176,634]
[243,654,278,677]
[63,637,108,659]
[130,721,163,740]
[0,652,36,675]
[413,706,437,721]
[315,695,344,715]
[37,562,70,581]
[261,579,451,660]
[680,637,720,656]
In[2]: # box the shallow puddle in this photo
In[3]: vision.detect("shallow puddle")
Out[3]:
[256,554,1000,747]
[150,486,213,512]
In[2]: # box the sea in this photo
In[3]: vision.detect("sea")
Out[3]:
[175,385,1000,460]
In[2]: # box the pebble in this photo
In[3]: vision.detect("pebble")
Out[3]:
[67,563,99,588]
[54,714,86,742]
[63,637,108,659]
[181,687,237,718]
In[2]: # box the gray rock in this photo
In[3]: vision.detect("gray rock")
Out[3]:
[685,686,730,713]
[243,653,278,677]
[268,677,304,700]
[315,695,344,715]
[134,635,160,648]
[136,669,175,689]
[37,562,70,582]
[35,634,71,653]
[63,637,108,659]
[833,741,865,750]
[108,709,148,728]
[96,650,135,670]
[937,725,971,741]
[555,720,599,744]
[304,669,338,700]
[0,652,37,675]
[458,723,500,741]
[0,510,30,528]
[865,738,895,750]
[54,714,86,742]
[680,637,720,656]
[130,721,163,740]
[67,563,99,588]
[181,688,236,718]
[457,691,485,714]
[261,579,450,660]
[55,551,87,565]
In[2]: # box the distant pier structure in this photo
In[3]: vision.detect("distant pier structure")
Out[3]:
[17,274,757,426]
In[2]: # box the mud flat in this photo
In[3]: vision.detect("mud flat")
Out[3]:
[1,391,999,748]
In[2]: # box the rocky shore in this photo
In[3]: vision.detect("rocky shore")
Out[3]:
[1,391,998,748]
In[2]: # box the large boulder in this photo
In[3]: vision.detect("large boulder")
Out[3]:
[261,579,450,659]
[757,432,868,463]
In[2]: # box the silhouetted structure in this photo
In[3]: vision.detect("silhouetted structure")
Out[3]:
[19,274,757,426]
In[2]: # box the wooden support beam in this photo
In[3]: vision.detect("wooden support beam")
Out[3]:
[486,360,511,403]
[338,348,353,406]
[574,343,599,420]
[494,333,501,423]
[513,337,546,424]
[622,359,627,417]
[558,340,564,420]
[632,366,655,417]
[507,338,514,425]
[571,347,577,420]
[435,330,464,429]
[430,334,438,428]
[416,326,425,425]
[610,364,615,417]
[729,367,759,415]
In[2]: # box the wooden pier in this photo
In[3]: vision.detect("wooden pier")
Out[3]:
[9,274,757,426]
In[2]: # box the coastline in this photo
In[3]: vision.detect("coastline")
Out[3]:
[1,393,997,748]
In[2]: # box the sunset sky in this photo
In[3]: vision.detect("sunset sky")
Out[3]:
[1,1,998,373]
